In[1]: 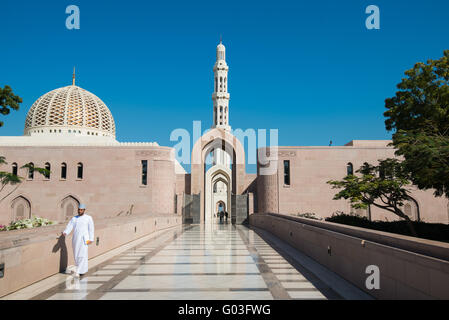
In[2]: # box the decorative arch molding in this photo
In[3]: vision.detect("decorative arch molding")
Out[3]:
[10,195,32,221]
[59,195,81,222]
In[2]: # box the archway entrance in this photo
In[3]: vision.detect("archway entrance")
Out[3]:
[205,164,231,224]
[191,128,246,224]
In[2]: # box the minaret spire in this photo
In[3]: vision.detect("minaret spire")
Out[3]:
[72,67,76,86]
[212,41,230,131]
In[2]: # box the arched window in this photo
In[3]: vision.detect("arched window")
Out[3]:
[215,77,218,92]
[403,199,419,221]
[60,196,80,221]
[61,163,67,180]
[346,162,353,176]
[220,77,223,91]
[12,163,18,176]
[44,162,51,179]
[77,163,83,179]
[28,163,34,180]
[11,196,31,221]
[404,203,412,216]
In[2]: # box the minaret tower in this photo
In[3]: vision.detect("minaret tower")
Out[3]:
[212,40,230,131]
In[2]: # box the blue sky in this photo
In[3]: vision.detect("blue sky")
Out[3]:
[1,0,448,172]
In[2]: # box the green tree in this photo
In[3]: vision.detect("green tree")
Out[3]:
[384,50,449,197]
[0,86,48,203]
[327,159,417,235]
[0,85,22,127]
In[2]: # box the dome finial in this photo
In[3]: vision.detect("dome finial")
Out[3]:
[72,67,76,86]
[220,34,222,44]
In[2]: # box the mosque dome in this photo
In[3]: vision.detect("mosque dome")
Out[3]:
[24,84,116,139]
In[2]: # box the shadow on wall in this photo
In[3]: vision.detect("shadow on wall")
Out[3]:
[52,235,68,273]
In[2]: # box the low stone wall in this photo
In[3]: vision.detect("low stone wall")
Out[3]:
[250,213,449,299]
[0,214,182,297]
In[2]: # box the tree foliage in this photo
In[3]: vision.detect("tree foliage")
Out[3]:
[384,50,449,197]
[0,85,49,204]
[0,85,22,127]
[327,159,416,228]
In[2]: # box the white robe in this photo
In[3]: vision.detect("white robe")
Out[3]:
[63,214,94,274]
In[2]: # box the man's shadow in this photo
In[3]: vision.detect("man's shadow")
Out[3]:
[53,234,68,273]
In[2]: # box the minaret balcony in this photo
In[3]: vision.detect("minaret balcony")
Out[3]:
[212,92,230,100]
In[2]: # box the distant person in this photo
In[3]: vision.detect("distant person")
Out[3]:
[225,211,228,222]
[62,204,94,277]
[219,211,224,223]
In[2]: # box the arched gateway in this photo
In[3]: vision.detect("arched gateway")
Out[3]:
[191,128,246,224]
[188,41,248,224]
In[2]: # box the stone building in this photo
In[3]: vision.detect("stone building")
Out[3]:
[1,42,448,226]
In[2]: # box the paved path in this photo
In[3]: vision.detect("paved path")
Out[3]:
[25,224,343,300]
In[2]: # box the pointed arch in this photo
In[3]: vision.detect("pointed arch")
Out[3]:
[404,197,420,221]
[11,196,31,221]
[60,195,80,221]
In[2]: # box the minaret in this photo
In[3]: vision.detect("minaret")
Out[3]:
[212,40,230,131]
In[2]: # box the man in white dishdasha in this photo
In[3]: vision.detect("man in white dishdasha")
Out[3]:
[62,204,94,277]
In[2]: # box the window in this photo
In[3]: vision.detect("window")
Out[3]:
[12,163,18,176]
[77,163,83,179]
[347,162,354,176]
[283,160,290,186]
[28,163,34,180]
[141,160,148,185]
[61,163,67,179]
[174,195,177,214]
[44,162,51,179]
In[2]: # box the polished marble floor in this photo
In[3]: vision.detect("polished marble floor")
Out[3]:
[29,224,341,300]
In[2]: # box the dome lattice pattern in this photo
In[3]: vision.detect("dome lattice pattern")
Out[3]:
[24,85,116,138]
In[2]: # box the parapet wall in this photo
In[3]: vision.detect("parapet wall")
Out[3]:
[249,213,449,299]
[0,214,182,297]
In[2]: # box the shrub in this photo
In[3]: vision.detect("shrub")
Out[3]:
[0,216,55,231]
[325,212,449,243]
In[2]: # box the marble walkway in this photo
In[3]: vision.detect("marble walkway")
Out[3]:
[12,224,347,300]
